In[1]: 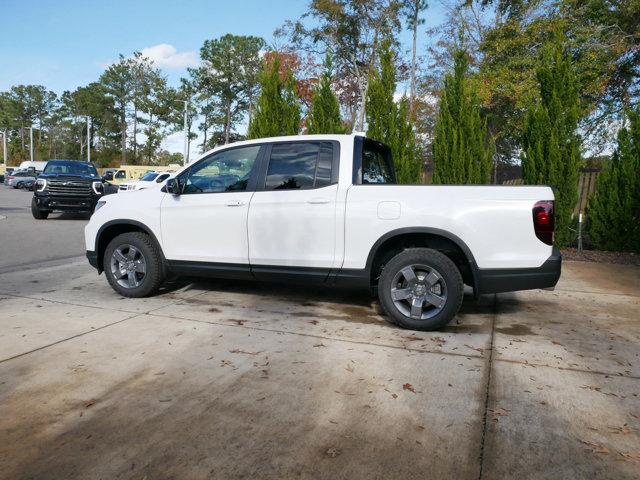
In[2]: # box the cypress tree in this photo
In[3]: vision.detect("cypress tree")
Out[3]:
[394,96,420,184]
[432,50,493,185]
[587,109,640,252]
[366,39,421,183]
[366,39,396,145]
[307,55,344,134]
[521,34,581,247]
[248,55,300,139]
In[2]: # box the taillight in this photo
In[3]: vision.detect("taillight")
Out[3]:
[532,200,554,245]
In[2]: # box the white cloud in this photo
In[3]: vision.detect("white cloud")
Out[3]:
[139,44,198,69]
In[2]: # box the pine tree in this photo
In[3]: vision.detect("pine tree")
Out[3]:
[307,55,344,134]
[366,39,421,183]
[587,109,640,252]
[432,50,493,185]
[247,55,300,139]
[521,34,581,247]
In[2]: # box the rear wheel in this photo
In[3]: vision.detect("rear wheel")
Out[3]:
[31,198,50,219]
[104,232,164,297]
[378,248,463,331]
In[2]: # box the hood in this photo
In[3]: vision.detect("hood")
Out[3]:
[39,172,100,181]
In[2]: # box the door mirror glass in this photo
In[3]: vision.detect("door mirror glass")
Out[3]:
[165,178,182,195]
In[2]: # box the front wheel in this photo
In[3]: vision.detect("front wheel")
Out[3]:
[378,248,464,331]
[104,232,164,297]
[31,198,49,219]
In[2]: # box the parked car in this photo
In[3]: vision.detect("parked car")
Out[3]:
[85,134,561,331]
[118,171,172,192]
[6,169,37,188]
[19,178,36,191]
[32,160,106,219]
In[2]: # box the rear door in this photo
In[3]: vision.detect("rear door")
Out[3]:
[247,141,340,279]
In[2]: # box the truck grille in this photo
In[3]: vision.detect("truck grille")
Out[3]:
[47,180,92,196]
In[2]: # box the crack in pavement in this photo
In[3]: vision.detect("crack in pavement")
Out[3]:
[0,313,140,364]
[477,294,497,480]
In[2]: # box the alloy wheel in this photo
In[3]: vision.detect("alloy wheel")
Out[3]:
[390,264,448,320]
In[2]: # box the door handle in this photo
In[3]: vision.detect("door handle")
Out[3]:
[226,200,245,207]
[307,198,330,204]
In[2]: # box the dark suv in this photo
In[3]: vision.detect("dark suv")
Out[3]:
[32,160,105,219]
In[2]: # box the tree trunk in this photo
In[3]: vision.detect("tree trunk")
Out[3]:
[133,103,138,164]
[202,114,208,153]
[224,101,231,144]
[410,20,418,119]
[121,109,127,164]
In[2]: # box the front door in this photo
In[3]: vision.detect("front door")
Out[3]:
[160,145,263,267]
[248,141,338,280]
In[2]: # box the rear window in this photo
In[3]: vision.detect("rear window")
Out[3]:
[265,142,333,190]
[362,141,394,184]
[44,161,98,176]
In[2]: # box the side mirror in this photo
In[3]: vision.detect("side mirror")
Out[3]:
[165,177,181,195]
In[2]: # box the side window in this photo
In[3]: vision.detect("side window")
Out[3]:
[115,170,126,179]
[181,145,261,194]
[362,144,394,184]
[157,174,169,183]
[265,142,333,191]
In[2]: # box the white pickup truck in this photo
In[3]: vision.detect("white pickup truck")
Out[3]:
[85,134,561,330]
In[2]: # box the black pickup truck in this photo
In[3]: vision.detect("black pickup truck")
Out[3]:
[31,160,108,219]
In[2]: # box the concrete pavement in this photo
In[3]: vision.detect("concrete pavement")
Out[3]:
[0,255,639,479]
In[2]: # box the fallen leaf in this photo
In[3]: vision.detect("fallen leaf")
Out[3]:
[579,439,610,454]
[403,383,416,393]
[619,451,640,461]
[403,335,423,342]
[84,401,95,408]
[609,425,633,435]
[229,348,262,355]
[489,408,509,420]
[325,447,341,458]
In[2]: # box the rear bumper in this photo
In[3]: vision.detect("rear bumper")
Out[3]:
[476,248,562,294]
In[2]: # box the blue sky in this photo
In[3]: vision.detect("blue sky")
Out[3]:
[0,0,448,152]
[0,0,449,93]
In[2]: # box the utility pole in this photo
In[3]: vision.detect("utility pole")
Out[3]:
[183,99,189,165]
[29,126,34,162]
[86,116,91,162]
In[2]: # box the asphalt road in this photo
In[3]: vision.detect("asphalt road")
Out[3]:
[0,184,89,272]
[1,182,639,479]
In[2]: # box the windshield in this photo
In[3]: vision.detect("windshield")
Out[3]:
[44,161,98,176]
[140,172,159,181]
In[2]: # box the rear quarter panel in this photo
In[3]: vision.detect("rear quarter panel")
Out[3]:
[344,185,555,270]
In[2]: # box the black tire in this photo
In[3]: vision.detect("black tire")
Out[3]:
[104,232,164,297]
[31,198,49,219]
[378,248,463,331]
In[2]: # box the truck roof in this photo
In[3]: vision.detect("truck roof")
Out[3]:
[193,133,363,164]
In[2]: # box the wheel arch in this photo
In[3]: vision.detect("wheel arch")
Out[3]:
[95,220,165,274]
[366,227,479,295]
